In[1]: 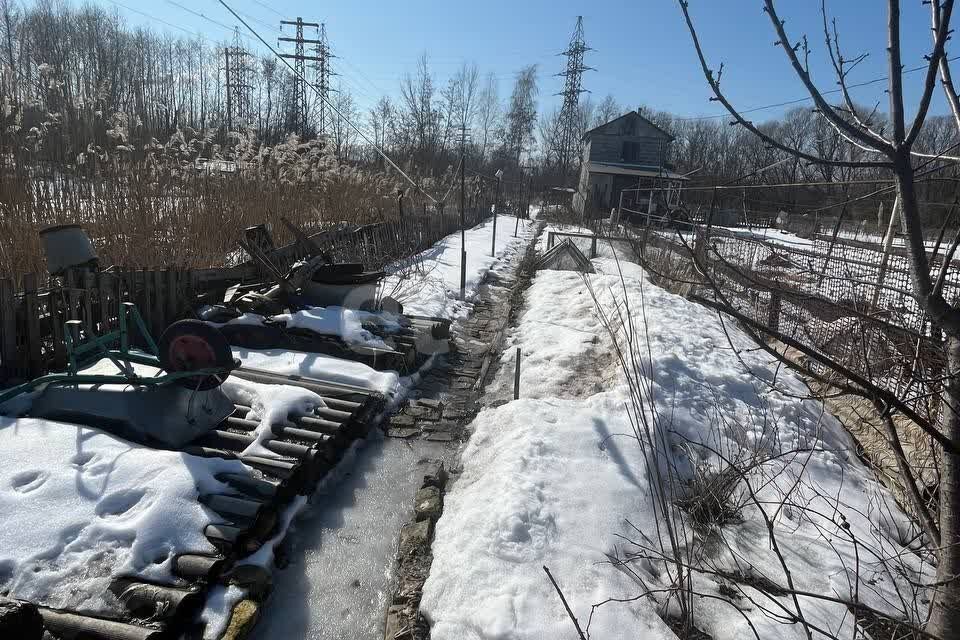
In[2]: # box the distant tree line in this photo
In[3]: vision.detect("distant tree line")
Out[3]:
[1,0,957,222]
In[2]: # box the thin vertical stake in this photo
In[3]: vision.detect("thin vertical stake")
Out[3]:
[513,347,521,400]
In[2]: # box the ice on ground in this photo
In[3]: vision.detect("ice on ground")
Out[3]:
[422,254,930,640]
[250,436,442,640]
[232,347,401,396]
[0,417,243,614]
[382,216,535,321]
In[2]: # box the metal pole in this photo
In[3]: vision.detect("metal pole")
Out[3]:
[492,175,501,257]
[513,347,521,400]
[514,167,523,237]
[460,149,467,300]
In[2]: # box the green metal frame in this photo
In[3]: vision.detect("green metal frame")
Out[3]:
[0,303,231,406]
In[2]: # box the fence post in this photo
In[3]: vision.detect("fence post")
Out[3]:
[513,347,521,400]
[23,273,42,377]
[0,279,15,380]
[590,237,598,259]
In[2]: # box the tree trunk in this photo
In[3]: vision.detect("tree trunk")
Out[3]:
[929,335,960,637]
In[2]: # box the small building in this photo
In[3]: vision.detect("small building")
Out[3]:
[573,111,687,220]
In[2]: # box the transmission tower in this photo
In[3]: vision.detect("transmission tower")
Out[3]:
[312,23,338,137]
[224,29,253,131]
[550,16,593,185]
[279,17,322,138]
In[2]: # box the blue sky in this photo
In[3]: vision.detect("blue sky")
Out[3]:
[91,0,954,122]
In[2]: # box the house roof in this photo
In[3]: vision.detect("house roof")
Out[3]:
[585,161,688,181]
[581,110,675,142]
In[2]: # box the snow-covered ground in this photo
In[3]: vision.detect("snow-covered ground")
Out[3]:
[382,215,536,320]
[421,249,928,639]
[0,416,244,614]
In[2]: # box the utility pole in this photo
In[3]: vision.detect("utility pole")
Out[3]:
[492,169,503,257]
[313,23,337,137]
[224,46,232,132]
[279,17,322,138]
[549,16,593,186]
[458,123,470,299]
[223,29,253,132]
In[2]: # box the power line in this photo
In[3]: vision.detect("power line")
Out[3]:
[166,0,255,42]
[248,0,283,19]
[105,0,205,38]
[676,56,960,121]
[217,0,441,204]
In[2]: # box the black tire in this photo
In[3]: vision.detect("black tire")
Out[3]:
[158,320,234,390]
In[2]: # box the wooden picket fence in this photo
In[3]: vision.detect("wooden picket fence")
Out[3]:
[0,206,492,383]
[0,268,200,381]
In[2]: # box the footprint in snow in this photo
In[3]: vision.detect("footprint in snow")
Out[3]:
[96,488,152,520]
[70,451,96,469]
[11,470,49,494]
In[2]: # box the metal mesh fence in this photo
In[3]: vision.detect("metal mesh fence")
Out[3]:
[638,226,955,424]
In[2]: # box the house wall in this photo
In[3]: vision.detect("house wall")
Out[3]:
[587,116,672,166]
[588,135,666,166]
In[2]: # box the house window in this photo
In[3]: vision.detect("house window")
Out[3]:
[622,141,642,163]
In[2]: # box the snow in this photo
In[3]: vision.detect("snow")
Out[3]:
[421,252,929,639]
[215,307,397,350]
[722,226,816,249]
[232,347,402,396]
[382,216,536,320]
[220,377,326,458]
[0,416,244,615]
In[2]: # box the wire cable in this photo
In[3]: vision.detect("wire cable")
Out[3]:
[217,0,441,205]
[676,56,960,121]
[105,0,206,38]
[167,0,255,42]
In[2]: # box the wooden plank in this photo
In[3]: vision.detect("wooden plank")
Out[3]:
[82,271,94,335]
[167,268,178,328]
[49,287,66,370]
[140,269,151,343]
[22,274,42,377]
[0,279,16,379]
[153,270,165,336]
[97,271,110,333]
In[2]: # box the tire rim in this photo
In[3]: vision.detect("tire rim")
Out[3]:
[168,334,218,372]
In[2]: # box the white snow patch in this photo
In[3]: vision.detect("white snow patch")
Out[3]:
[382,216,535,321]
[422,254,931,640]
[232,347,401,397]
[0,417,243,614]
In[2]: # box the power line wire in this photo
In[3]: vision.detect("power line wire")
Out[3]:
[105,0,206,38]
[217,0,441,205]
[248,0,283,19]
[166,0,255,41]
[676,56,960,121]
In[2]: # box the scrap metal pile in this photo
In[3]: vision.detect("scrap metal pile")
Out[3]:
[0,220,451,639]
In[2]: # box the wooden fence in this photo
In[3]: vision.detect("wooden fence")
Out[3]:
[0,206,491,383]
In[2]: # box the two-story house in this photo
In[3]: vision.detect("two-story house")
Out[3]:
[572,111,686,219]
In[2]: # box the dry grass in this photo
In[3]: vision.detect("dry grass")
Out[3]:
[0,129,450,285]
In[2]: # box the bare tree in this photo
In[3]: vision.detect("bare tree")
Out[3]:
[591,93,620,128]
[476,71,500,164]
[677,0,960,635]
[502,64,538,167]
